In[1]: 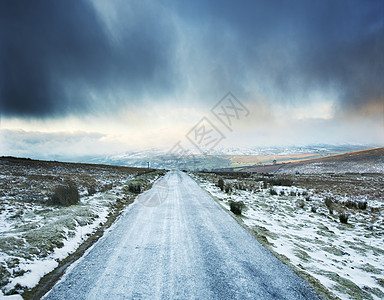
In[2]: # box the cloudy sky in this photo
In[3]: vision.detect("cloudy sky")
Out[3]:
[0,0,383,160]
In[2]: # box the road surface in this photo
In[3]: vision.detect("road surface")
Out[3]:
[44,171,319,299]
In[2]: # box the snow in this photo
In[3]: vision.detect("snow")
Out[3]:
[0,292,23,300]
[194,173,384,300]
[0,161,165,297]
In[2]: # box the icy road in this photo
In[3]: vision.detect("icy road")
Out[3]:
[44,171,319,299]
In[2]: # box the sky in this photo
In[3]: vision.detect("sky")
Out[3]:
[0,0,383,160]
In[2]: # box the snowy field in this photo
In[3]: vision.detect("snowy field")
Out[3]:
[0,158,163,297]
[193,172,384,300]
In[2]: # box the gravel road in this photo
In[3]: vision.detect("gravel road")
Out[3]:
[44,171,319,299]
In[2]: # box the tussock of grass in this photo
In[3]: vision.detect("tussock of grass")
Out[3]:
[229,201,244,215]
[321,271,372,299]
[294,248,311,263]
[358,263,382,275]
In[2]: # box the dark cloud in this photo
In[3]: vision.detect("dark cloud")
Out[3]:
[0,0,382,118]
[0,0,176,117]
[172,0,384,110]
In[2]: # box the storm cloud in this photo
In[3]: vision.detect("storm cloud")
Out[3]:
[172,0,384,111]
[0,0,383,117]
[0,0,176,117]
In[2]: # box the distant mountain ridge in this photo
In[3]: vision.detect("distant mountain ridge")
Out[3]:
[277,147,384,174]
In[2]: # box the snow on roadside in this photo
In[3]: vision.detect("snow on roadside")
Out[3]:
[193,173,384,300]
[1,191,112,294]
[0,169,165,297]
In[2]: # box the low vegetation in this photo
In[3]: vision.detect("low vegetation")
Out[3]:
[229,201,244,215]
[193,171,384,300]
[49,181,80,206]
[0,157,165,297]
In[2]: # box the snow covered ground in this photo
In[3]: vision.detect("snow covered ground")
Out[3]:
[193,173,384,300]
[0,157,163,297]
[1,188,118,295]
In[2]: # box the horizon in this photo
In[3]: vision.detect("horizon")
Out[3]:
[0,0,383,161]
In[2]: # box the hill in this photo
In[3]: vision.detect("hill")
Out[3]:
[276,147,384,174]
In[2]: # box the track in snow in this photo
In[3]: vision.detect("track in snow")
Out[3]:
[44,171,319,299]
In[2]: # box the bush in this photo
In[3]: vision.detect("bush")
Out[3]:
[128,182,142,193]
[311,206,317,213]
[357,201,367,210]
[100,183,113,192]
[345,200,356,209]
[324,196,333,209]
[339,212,349,224]
[87,185,97,196]
[280,190,285,196]
[229,201,244,215]
[263,178,292,187]
[50,182,80,206]
[270,188,278,195]
[263,180,268,189]
[296,199,305,209]
[218,178,224,191]
[225,184,232,193]
[290,191,296,197]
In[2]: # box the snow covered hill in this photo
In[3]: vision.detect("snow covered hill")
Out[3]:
[277,148,384,174]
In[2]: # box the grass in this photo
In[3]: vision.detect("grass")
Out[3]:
[358,263,382,275]
[22,171,164,299]
[319,271,373,299]
[0,157,166,297]
[293,248,311,263]
[229,201,244,215]
[49,182,80,206]
[194,171,384,300]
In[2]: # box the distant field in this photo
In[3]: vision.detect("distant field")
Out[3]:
[227,153,328,167]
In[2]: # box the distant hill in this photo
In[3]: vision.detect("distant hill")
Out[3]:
[276,147,384,174]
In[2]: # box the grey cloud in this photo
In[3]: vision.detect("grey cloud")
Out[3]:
[0,0,382,118]
[0,0,176,117]
[173,0,384,110]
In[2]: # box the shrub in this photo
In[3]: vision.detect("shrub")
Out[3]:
[345,200,356,209]
[50,182,80,206]
[225,184,232,193]
[229,201,244,215]
[324,196,333,209]
[87,185,97,196]
[263,178,292,187]
[263,180,268,189]
[302,191,308,196]
[296,199,305,209]
[290,191,296,197]
[280,190,285,196]
[270,188,278,195]
[218,178,224,191]
[311,206,317,213]
[357,201,367,210]
[305,196,311,201]
[339,212,349,224]
[128,182,142,193]
[100,183,113,192]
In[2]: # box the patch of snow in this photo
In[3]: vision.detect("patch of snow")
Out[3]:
[194,173,384,300]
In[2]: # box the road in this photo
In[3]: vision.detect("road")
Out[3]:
[44,171,319,299]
